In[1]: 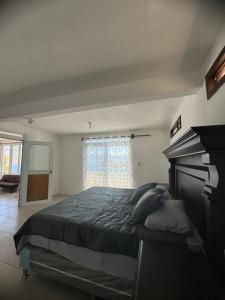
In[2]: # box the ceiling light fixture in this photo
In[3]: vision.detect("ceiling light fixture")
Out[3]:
[25,117,34,124]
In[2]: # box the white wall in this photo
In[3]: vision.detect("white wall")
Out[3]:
[170,25,225,143]
[131,129,169,187]
[0,121,60,195]
[59,134,83,195]
[59,129,169,195]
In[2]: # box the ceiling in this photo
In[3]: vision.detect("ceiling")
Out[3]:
[18,98,182,134]
[0,0,224,120]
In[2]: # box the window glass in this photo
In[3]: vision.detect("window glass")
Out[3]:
[0,143,22,175]
[11,145,20,174]
[83,137,133,189]
[29,145,50,171]
[2,145,10,174]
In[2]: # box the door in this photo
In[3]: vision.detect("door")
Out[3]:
[19,141,53,206]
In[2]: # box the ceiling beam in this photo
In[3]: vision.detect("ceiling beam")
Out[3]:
[0,70,200,122]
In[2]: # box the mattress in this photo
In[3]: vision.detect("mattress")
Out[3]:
[18,234,137,280]
[17,221,203,282]
[20,245,134,300]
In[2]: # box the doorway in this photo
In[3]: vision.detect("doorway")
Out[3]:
[0,130,54,208]
[0,133,24,206]
[20,141,53,206]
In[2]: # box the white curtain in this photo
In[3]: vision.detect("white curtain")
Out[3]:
[83,137,133,189]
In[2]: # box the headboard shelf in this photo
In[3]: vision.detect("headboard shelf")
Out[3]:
[164,125,225,281]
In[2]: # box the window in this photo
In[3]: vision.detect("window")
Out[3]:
[11,144,22,174]
[0,144,22,175]
[205,46,225,99]
[2,145,10,174]
[170,115,181,138]
[83,137,133,189]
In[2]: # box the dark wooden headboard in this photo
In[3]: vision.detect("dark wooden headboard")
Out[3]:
[163,125,225,281]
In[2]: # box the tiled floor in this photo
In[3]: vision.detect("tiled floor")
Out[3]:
[0,191,89,300]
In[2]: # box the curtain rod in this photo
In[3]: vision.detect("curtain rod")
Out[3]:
[81,134,151,141]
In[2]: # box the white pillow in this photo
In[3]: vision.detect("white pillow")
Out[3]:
[144,200,191,234]
[156,184,172,200]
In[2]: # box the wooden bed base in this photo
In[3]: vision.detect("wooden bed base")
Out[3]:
[164,125,225,281]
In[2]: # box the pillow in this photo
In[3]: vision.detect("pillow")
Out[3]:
[130,182,157,204]
[155,184,173,200]
[144,200,191,234]
[132,190,164,224]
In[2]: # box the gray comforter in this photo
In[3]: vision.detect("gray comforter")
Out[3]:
[14,187,185,258]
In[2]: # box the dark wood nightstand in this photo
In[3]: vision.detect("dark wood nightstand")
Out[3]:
[134,240,224,300]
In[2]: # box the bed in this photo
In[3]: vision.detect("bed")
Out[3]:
[14,186,187,299]
[14,125,225,300]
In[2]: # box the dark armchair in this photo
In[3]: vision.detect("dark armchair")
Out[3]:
[0,175,20,193]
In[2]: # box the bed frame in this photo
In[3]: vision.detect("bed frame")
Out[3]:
[164,124,225,281]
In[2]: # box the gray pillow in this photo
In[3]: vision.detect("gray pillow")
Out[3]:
[144,200,191,234]
[132,190,163,224]
[130,182,157,204]
[155,184,173,200]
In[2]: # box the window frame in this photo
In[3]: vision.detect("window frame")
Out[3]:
[170,115,182,138]
[0,143,22,175]
[205,46,225,100]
